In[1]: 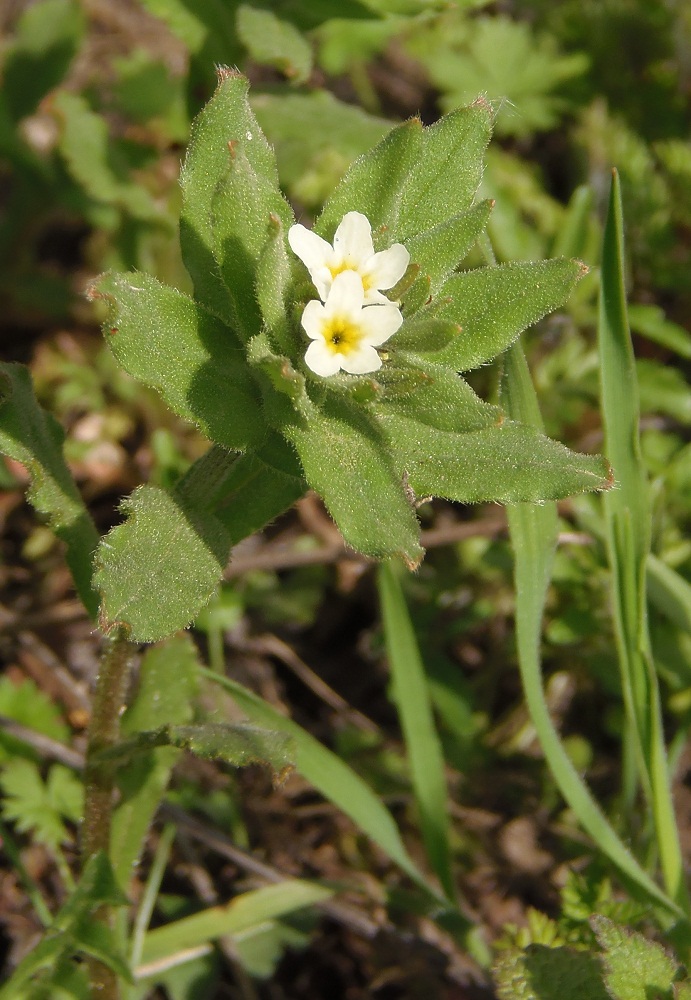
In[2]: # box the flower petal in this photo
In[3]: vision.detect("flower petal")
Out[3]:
[305,340,343,377]
[333,211,374,263]
[358,302,403,346]
[324,270,365,318]
[363,244,410,291]
[288,225,333,270]
[340,344,382,374]
[300,299,326,341]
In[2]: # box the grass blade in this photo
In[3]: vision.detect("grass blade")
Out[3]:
[502,342,682,920]
[199,667,449,907]
[378,562,455,903]
[598,169,688,912]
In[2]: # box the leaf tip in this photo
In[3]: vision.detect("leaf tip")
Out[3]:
[215,65,244,84]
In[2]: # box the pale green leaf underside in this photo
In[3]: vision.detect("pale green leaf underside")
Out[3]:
[493,944,609,1000]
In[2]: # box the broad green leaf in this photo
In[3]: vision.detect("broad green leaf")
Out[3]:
[180,70,282,326]
[210,136,293,342]
[3,0,85,122]
[91,271,264,452]
[284,397,422,565]
[201,668,442,899]
[396,100,493,239]
[111,636,199,890]
[381,415,611,504]
[54,92,157,220]
[378,563,455,902]
[376,359,500,433]
[493,944,609,1000]
[404,200,493,300]
[255,213,298,356]
[315,118,422,240]
[675,983,691,1000]
[387,319,462,356]
[94,484,230,642]
[0,363,99,617]
[598,170,687,911]
[252,90,390,209]
[139,881,334,968]
[431,258,586,371]
[593,916,679,1000]
[213,447,306,544]
[236,6,312,82]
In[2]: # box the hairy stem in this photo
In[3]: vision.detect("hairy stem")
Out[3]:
[82,626,133,999]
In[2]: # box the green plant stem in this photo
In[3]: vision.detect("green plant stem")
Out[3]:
[82,626,134,1000]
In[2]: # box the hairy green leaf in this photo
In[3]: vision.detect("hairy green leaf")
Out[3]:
[316,118,422,239]
[284,397,422,565]
[431,258,587,371]
[381,414,611,504]
[0,363,99,617]
[376,359,501,433]
[94,484,230,642]
[91,271,264,452]
[493,944,608,1000]
[593,916,679,1000]
[180,70,284,326]
[404,200,493,301]
[397,100,493,239]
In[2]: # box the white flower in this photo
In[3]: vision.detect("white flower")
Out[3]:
[301,270,403,377]
[288,211,410,305]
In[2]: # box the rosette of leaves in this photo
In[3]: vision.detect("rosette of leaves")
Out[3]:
[90,69,610,642]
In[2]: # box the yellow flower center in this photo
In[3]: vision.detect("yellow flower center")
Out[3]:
[329,261,372,291]
[323,317,362,355]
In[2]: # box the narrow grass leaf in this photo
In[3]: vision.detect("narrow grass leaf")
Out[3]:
[139,881,333,968]
[647,554,691,634]
[200,668,445,902]
[502,343,682,920]
[598,169,688,912]
[378,563,455,903]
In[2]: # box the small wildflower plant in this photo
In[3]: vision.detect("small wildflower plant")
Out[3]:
[86,69,610,643]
